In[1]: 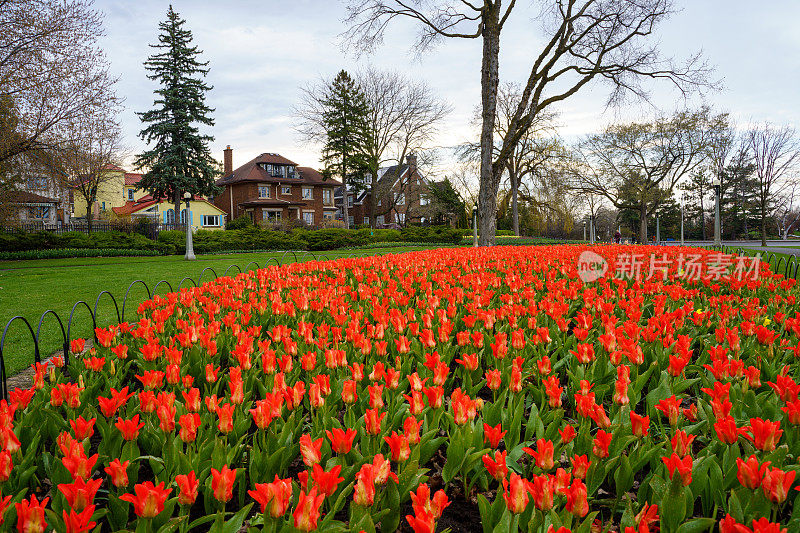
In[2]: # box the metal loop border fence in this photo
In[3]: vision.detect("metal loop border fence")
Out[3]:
[0,250,387,400]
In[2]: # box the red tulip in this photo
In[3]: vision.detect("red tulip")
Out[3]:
[736,455,770,490]
[502,473,530,514]
[211,465,237,503]
[592,430,612,458]
[326,427,356,454]
[761,467,796,504]
[482,450,508,481]
[119,481,171,518]
[175,471,199,505]
[293,488,325,531]
[483,423,506,449]
[115,414,144,441]
[310,463,343,497]
[15,494,49,533]
[630,412,650,437]
[744,418,783,452]
[104,459,129,488]
[249,475,293,517]
[58,476,102,512]
[299,434,323,466]
[662,453,693,486]
[63,504,96,533]
[353,463,376,506]
[70,416,96,441]
[384,431,410,462]
[565,479,589,517]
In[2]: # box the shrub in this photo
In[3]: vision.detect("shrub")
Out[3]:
[225,215,253,230]
[400,225,462,244]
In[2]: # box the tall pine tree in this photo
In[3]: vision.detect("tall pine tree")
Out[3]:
[135,5,218,221]
[320,71,371,229]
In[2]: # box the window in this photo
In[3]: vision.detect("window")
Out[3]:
[396,193,405,205]
[377,199,382,207]
[322,189,332,205]
[101,202,106,211]
[282,186,292,195]
[348,216,354,227]
[263,209,282,222]
[363,217,369,226]
[202,215,220,227]
[180,209,187,224]
[127,189,134,201]
[28,206,50,219]
[302,187,313,200]
[347,196,353,207]
[287,166,296,178]
[165,209,175,223]
[420,196,428,206]
[376,215,384,225]
[27,177,48,190]
[303,211,314,225]
[258,186,270,199]
[323,212,334,220]
[397,212,405,223]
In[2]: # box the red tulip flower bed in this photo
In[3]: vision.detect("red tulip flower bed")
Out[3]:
[1,245,798,532]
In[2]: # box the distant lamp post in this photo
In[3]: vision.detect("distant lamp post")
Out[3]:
[472,207,478,247]
[680,193,685,246]
[589,215,595,244]
[713,178,722,247]
[583,221,586,241]
[184,192,196,261]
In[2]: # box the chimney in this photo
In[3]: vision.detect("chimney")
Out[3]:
[223,145,233,175]
[406,153,417,172]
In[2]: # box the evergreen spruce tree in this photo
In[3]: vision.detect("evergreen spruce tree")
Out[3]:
[135,5,218,221]
[320,70,371,229]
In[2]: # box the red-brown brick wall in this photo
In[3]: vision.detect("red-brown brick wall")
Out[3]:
[215,181,338,226]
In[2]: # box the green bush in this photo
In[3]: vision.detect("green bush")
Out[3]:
[0,230,172,254]
[226,215,253,230]
[400,226,462,244]
[0,248,164,260]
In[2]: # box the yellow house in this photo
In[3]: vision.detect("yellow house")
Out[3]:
[112,194,227,231]
[72,164,131,219]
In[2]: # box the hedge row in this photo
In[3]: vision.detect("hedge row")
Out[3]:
[0,248,164,260]
[158,225,463,254]
[0,230,174,254]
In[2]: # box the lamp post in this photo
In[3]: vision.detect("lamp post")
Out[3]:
[583,221,586,241]
[713,178,721,247]
[184,192,195,261]
[472,207,478,247]
[680,194,685,246]
[589,215,595,244]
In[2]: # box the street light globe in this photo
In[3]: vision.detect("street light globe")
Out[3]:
[712,179,721,187]
[183,191,191,200]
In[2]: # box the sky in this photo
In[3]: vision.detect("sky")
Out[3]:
[96,0,800,177]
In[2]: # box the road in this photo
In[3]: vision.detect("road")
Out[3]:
[656,240,800,256]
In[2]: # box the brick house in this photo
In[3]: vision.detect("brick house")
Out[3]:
[335,154,434,228]
[2,154,72,226]
[213,147,340,226]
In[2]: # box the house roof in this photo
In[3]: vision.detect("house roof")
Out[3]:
[215,153,341,187]
[334,165,413,202]
[102,163,126,173]
[238,198,309,208]
[7,191,59,205]
[297,167,341,186]
[112,194,223,216]
[112,195,159,216]
[124,173,143,186]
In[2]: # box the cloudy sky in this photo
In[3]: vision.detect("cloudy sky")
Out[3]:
[96,0,800,176]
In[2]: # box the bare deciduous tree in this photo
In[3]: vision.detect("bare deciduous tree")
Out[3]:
[344,0,714,244]
[747,124,800,246]
[54,102,126,233]
[296,68,449,226]
[0,0,118,170]
[570,108,713,242]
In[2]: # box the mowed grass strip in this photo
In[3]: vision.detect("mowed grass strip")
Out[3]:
[0,247,433,376]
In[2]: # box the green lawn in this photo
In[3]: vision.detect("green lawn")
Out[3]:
[0,247,434,377]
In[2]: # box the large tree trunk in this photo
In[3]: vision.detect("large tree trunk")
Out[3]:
[639,203,648,243]
[369,170,378,227]
[175,190,182,228]
[510,168,519,236]
[477,8,501,247]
